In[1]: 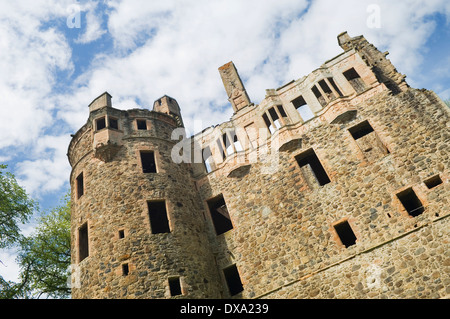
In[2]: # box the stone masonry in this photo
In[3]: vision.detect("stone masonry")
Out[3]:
[68,32,449,299]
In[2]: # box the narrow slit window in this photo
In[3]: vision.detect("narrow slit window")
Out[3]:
[292,96,314,121]
[229,129,243,152]
[122,263,129,276]
[137,119,147,130]
[295,149,331,187]
[262,113,274,134]
[78,223,89,262]
[268,107,281,129]
[343,68,366,93]
[168,277,182,296]
[217,138,226,160]
[76,172,84,199]
[148,200,170,234]
[223,133,234,155]
[202,146,214,173]
[334,220,357,248]
[396,188,425,217]
[424,175,442,189]
[118,229,125,239]
[140,151,157,173]
[277,105,288,118]
[311,85,326,107]
[223,264,244,296]
[96,117,106,131]
[207,194,233,235]
[327,77,343,97]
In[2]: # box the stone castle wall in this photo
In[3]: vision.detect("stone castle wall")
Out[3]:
[68,32,449,299]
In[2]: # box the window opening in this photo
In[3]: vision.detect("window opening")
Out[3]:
[122,263,129,276]
[118,229,125,239]
[327,77,343,97]
[334,220,357,248]
[311,85,326,107]
[292,96,314,121]
[207,194,233,235]
[223,133,234,155]
[295,149,331,187]
[78,223,89,262]
[202,146,214,173]
[343,68,366,93]
[228,129,243,152]
[217,138,226,160]
[109,118,118,130]
[140,151,157,173]
[96,117,106,131]
[268,107,281,129]
[223,264,244,296]
[148,200,170,234]
[349,120,389,160]
[396,188,424,217]
[137,119,147,130]
[262,113,274,134]
[424,175,442,189]
[169,277,182,296]
[76,172,84,199]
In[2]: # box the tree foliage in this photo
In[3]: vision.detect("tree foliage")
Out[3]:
[12,194,71,299]
[0,165,36,249]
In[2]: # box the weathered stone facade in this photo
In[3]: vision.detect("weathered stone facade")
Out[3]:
[68,32,449,299]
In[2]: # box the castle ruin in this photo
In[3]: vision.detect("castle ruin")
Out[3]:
[68,32,449,299]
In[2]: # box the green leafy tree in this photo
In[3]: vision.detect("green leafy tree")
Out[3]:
[0,165,35,249]
[0,164,36,298]
[12,194,71,299]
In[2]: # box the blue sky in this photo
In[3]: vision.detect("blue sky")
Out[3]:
[0,0,449,283]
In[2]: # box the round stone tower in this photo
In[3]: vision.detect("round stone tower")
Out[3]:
[68,92,223,298]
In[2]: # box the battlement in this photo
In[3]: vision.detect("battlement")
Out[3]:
[68,32,449,299]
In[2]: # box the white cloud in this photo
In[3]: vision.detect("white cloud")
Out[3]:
[75,2,106,44]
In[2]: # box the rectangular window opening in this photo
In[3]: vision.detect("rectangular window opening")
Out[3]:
[140,151,157,173]
[109,118,118,130]
[122,263,129,276]
[396,188,424,217]
[118,229,125,239]
[148,200,170,234]
[216,138,226,160]
[169,277,182,296]
[223,264,244,296]
[96,117,106,131]
[78,223,89,262]
[76,172,84,199]
[349,120,374,140]
[349,121,389,158]
[424,175,443,189]
[343,68,366,93]
[311,85,326,107]
[207,194,233,235]
[262,113,274,134]
[268,107,281,129]
[318,79,336,100]
[202,146,214,173]
[292,96,314,121]
[137,119,147,130]
[223,133,234,155]
[334,220,357,248]
[295,149,331,186]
